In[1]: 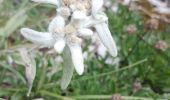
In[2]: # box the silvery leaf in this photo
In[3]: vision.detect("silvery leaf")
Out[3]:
[18,48,36,96]
[2,9,27,38]
[69,44,84,75]
[20,28,55,47]
[48,15,65,33]
[94,23,118,57]
[60,46,74,90]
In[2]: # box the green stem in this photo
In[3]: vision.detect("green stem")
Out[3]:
[39,90,75,100]
[71,95,166,100]
[37,63,47,90]
[0,87,27,92]
[74,58,148,81]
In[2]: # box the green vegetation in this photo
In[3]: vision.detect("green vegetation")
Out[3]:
[0,0,170,100]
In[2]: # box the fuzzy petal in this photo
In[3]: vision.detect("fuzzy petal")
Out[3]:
[60,46,74,90]
[48,15,65,33]
[72,11,86,20]
[94,23,117,57]
[31,0,61,6]
[92,0,104,14]
[54,39,66,54]
[20,28,55,47]
[69,44,84,75]
[77,28,93,37]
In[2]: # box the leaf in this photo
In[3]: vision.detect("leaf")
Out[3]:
[11,93,23,100]
[2,9,27,37]
[18,48,36,96]
[0,28,3,36]
[0,62,26,84]
[60,46,74,90]
[0,89,10,97]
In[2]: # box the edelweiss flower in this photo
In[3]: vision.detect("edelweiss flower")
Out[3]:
[20,0,117,89]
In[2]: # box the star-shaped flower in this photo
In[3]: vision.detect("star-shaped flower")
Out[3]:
[20,0,118,90]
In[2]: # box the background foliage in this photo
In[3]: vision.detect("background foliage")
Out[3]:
[0,0,170,100]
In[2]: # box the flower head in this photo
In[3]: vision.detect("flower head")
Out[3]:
[20,0,118,90]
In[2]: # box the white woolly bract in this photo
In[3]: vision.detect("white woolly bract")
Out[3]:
[48,15,65,33]
[20,28,55,47]
[54,39,66,54]
[69,44,84,75]
[95,23,117,57]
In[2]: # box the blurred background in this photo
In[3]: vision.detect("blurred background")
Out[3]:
[0,0,170,100]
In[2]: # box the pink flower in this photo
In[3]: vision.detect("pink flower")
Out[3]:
[155,40,167,51]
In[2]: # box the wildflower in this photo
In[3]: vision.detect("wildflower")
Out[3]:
[132,79,142,93]
[124,24,137,35]
[155,40,167,51]
[20,0,118,90]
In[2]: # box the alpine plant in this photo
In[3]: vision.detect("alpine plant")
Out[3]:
[20,0,118,92]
